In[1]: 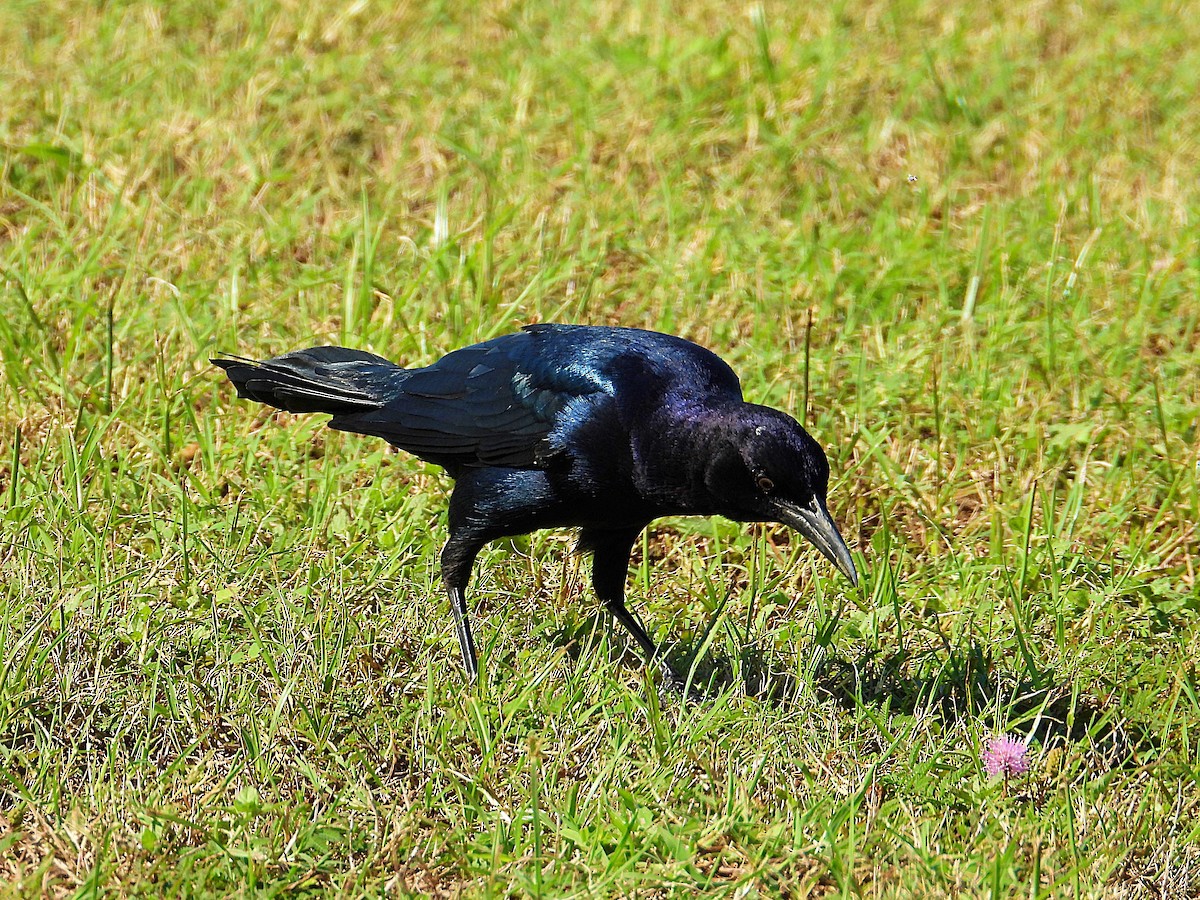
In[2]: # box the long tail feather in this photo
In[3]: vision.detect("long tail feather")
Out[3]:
[212,347,404,415]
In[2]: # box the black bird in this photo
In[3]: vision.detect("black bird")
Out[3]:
[213,324,858,689]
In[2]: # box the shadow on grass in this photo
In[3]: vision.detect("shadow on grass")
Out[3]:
[553,614,1152,764]
[798,642,1152,765]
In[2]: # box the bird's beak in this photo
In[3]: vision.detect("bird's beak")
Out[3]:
[777,497,859,587]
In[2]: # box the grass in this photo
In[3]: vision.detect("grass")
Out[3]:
[1,0,1199,895]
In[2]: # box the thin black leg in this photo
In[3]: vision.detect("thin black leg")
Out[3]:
[441,535,484,680]
[448,584,479,680]
[439,469,568,682]
[585,527,684,687]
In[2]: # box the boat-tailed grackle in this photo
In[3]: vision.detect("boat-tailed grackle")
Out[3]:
[213,324,858,690]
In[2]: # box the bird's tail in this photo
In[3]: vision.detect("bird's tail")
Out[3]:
[212,347,405,416]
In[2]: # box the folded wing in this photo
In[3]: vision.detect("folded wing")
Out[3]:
[328,337,607,470]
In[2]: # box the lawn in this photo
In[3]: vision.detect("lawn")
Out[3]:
[2,0,1198,896]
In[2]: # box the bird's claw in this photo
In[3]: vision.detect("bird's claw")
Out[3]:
[657,660,705,703]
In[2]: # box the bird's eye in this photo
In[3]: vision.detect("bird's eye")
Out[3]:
[756,475,775,493]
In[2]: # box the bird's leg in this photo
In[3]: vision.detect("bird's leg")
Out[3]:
[440,536,484,681]
[448,584,478,680]
[587,528,687,690]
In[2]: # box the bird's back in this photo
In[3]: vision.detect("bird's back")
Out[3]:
[215,325,744,475]
[500,324,741,402]
[324,325,742,471]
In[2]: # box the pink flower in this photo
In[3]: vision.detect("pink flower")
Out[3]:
[982,735,1029,778]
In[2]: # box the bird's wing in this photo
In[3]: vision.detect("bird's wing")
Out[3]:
[327,335,607,469]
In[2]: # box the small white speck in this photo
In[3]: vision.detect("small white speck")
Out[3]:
[907,174,918,184]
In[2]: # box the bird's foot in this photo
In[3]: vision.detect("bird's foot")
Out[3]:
[656,660,706,703]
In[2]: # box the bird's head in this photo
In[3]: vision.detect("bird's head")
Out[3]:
[704,405,858,587]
